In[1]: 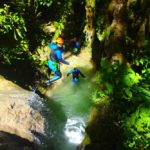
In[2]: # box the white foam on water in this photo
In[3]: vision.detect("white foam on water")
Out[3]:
[64,117,85,144]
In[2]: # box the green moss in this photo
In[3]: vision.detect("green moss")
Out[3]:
[124,106,150,149]
[82,135,91,146]
[86,0,95,8]
[97,26,110,42]
[108,2,113,12]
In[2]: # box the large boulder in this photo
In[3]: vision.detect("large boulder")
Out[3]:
[0,75,45,144]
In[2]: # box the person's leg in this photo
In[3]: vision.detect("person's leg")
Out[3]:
[46,60,56,85]
[49,71,62,82]
[47,68,51,76]
[72,77,79,84]
[46,71,62,85]
[45,67,52,85]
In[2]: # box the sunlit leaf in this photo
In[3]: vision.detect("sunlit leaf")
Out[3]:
[14,30,17,40]
[16,28,23,39]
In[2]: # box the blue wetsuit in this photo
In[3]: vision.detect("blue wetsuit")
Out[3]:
[70,40,80,54]
[67,68,85,84]
[46,42,69,84]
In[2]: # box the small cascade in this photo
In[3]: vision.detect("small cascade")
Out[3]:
[39,70,96,150]
[28,91,46,112]
[25,49,96,150]
[28,78,48,112]
[64,117,85,144]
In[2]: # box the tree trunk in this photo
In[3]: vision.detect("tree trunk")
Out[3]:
[84,0,96,49]
[24,0,37,53]
[106,0,127,63]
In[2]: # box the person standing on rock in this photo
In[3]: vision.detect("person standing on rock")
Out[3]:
[46,37,70,86]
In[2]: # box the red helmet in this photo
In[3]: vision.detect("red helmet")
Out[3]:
[56,37,64,44]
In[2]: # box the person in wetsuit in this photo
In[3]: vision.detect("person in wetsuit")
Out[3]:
[70,36,80,55]
[67,64,85,84]
[46,37,70,85]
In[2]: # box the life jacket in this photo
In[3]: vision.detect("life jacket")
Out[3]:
[49,42,61,63]
[50,49,59,63]
[71,40,79,49]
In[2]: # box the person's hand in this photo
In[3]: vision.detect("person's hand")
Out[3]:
[69,62,73,66]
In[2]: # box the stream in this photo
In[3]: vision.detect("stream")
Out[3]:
[0,50,96,150]
[39,66,96,150]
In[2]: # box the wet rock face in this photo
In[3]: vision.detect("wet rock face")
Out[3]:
[0,75,45,144]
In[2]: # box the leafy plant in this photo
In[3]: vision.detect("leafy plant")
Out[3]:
[37,0,53,7]
[0,4,26,40]
[92,55,150,149]
[124,105,150,149]
[0,4,29,64]
[97,27,110,42]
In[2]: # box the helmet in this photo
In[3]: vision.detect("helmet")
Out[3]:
[56,37,64,44]
[73,64,77,68]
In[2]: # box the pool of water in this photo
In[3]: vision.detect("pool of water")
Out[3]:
[40,69,96,150]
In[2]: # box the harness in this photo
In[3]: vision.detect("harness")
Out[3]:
[72,69,80,79]
[50,49,59,63]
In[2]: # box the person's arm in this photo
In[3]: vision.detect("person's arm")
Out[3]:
[56,50,69,65]
[76,41,80,49]
[67,69,74,76]
[78,69,85,78]
[49,42,58,50]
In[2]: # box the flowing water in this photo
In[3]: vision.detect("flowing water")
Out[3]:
[0,52,96,150]
[0,72,96,150]
[39,67,96,150]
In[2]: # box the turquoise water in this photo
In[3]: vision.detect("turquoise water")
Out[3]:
[41,70,96,150]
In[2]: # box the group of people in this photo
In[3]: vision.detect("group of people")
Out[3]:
[45,36,85,86]
[60,33,80,55]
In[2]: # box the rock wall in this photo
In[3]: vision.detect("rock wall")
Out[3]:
[0,75,45,144]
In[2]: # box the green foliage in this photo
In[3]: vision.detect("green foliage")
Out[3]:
[50,0,73,40]
[96,16,110,42]
[86,0,95,8]
[92,90,107,104]
[93,55,150,149]
[127,0,138,20]
[0,2,47,65]
[128,0,138,9]
[133,56,150,84]
[37,0,53,7]
[96,58,143,100]
[121,68,142,87]
[52,21,64,39]
[143,40,150,50]
[0,4,26,40]
[124,106,150,149]
[0,40,28,64]
[0,4,28,64]
[97,27,110,42]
